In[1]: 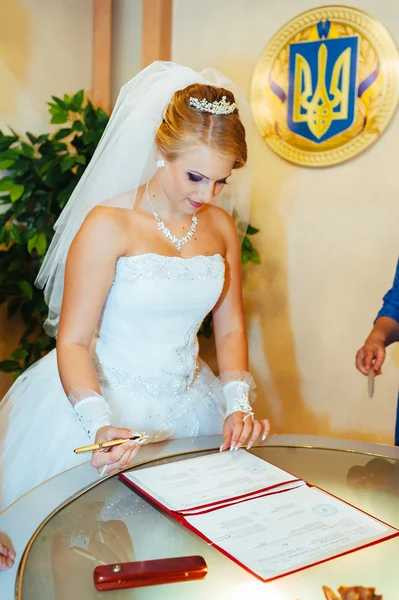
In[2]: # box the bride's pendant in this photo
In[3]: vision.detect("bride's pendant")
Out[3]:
[146,182,198,252]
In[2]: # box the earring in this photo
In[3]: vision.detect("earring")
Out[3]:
[156,159,166,168]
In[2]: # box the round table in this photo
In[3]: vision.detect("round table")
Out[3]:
[1,434,399,599]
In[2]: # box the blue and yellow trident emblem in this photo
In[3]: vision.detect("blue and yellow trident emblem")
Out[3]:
[287,24,358,143]
[252,7,399,166]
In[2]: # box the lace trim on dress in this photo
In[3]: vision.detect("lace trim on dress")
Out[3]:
[114,253,225,283]
[93,358,200,396]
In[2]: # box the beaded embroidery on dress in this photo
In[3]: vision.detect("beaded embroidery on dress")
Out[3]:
[0,254,227,511]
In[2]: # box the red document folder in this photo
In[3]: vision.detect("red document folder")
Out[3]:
[119,451,399,583]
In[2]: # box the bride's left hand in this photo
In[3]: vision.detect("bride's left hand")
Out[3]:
[220,413,270,452]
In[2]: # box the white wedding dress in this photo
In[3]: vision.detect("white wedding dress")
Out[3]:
[0,253,226,512]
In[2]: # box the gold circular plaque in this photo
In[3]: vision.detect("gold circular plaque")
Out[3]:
[251,6,399,166]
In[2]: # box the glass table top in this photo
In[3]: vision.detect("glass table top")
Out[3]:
[18,444,399,600]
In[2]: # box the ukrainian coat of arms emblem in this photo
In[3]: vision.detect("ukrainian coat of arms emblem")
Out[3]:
[251,6,399,166]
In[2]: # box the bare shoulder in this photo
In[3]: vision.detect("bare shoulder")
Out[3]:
[83,205,129,233]
[203,204,239,243]
[71,205,130,257]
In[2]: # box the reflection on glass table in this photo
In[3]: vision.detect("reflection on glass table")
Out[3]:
[18,445,399,600]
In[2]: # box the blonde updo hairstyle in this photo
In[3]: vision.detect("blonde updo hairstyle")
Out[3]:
[155,83,247,169]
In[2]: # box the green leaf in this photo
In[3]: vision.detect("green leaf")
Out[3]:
[0,159,15,169]
[95,107,109,126]
[39,140,55,156]
[0,134,18,150]
[83,103,97,129]
[7,126,19,138]
[241,249,249,265]
[36,232,47,255]
[19,280,33,299]
[27,234,38,253]
[36,334,51,349]
[38,158,55,175]
[241,236,252,252]
[51,95,68,111]
[26,132,38,144]
[75,155,86,165]
[240,234,261,265]
[0,360,21,373]
[21,142,34,158]
[52,143,68,153]
[71,90,84,109]
[248,249,261,264]
[9,225,22,244]
[48,103,60,115]
[9,157,31,175]
[82,131,97,144]
[37,134,49,144]
[58,179,78,207]
[28,232,47,255]
[72,120,84,132]
[0,179,13,191]
[51,113,68,125]
[11,348,29,361]
[53,128,72,141]
[10,184,25,202]
[246,224,259,235]
[0,150,19,160]
[21,228,36,244]
[60,156,75,173]
[0,229,10,246]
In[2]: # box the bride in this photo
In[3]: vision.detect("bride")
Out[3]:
[0,62,270,514]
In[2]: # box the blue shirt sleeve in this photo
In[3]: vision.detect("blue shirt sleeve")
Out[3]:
[376,259,399,323]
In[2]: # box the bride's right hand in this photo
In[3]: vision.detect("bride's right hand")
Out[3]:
[91,426,142,475]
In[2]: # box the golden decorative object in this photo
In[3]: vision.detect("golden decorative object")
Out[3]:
[322,585,383,599]
[251,5,399,166]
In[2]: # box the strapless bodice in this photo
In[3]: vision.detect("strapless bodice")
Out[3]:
[92,253,225,394]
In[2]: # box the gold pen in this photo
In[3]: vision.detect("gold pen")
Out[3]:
[74,434,145,455]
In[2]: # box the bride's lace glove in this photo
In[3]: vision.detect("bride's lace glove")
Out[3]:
[219,372,270,452]
[69,387,143,476]
[68,387,112,442]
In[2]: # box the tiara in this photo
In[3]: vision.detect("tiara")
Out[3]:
[189,96,237,115]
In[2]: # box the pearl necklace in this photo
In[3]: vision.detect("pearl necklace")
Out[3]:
[146,182,198,252]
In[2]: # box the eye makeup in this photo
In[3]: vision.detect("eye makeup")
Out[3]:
[187,171,229,185]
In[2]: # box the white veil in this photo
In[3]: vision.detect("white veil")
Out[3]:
[36,62,253,336]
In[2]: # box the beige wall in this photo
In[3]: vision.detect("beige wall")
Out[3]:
[111,0,142,104]
[0,0,93,133]
[173,0,399,444]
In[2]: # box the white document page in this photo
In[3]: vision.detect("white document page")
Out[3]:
[185,485,389,580]
[180,481,306,515]
[125,450,300,511]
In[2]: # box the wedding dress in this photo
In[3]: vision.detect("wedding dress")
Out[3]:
[0,253,226,512]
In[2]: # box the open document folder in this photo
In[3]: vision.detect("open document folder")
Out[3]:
[119,450,399,582]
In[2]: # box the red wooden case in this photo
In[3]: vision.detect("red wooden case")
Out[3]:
[93,555,208,591]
